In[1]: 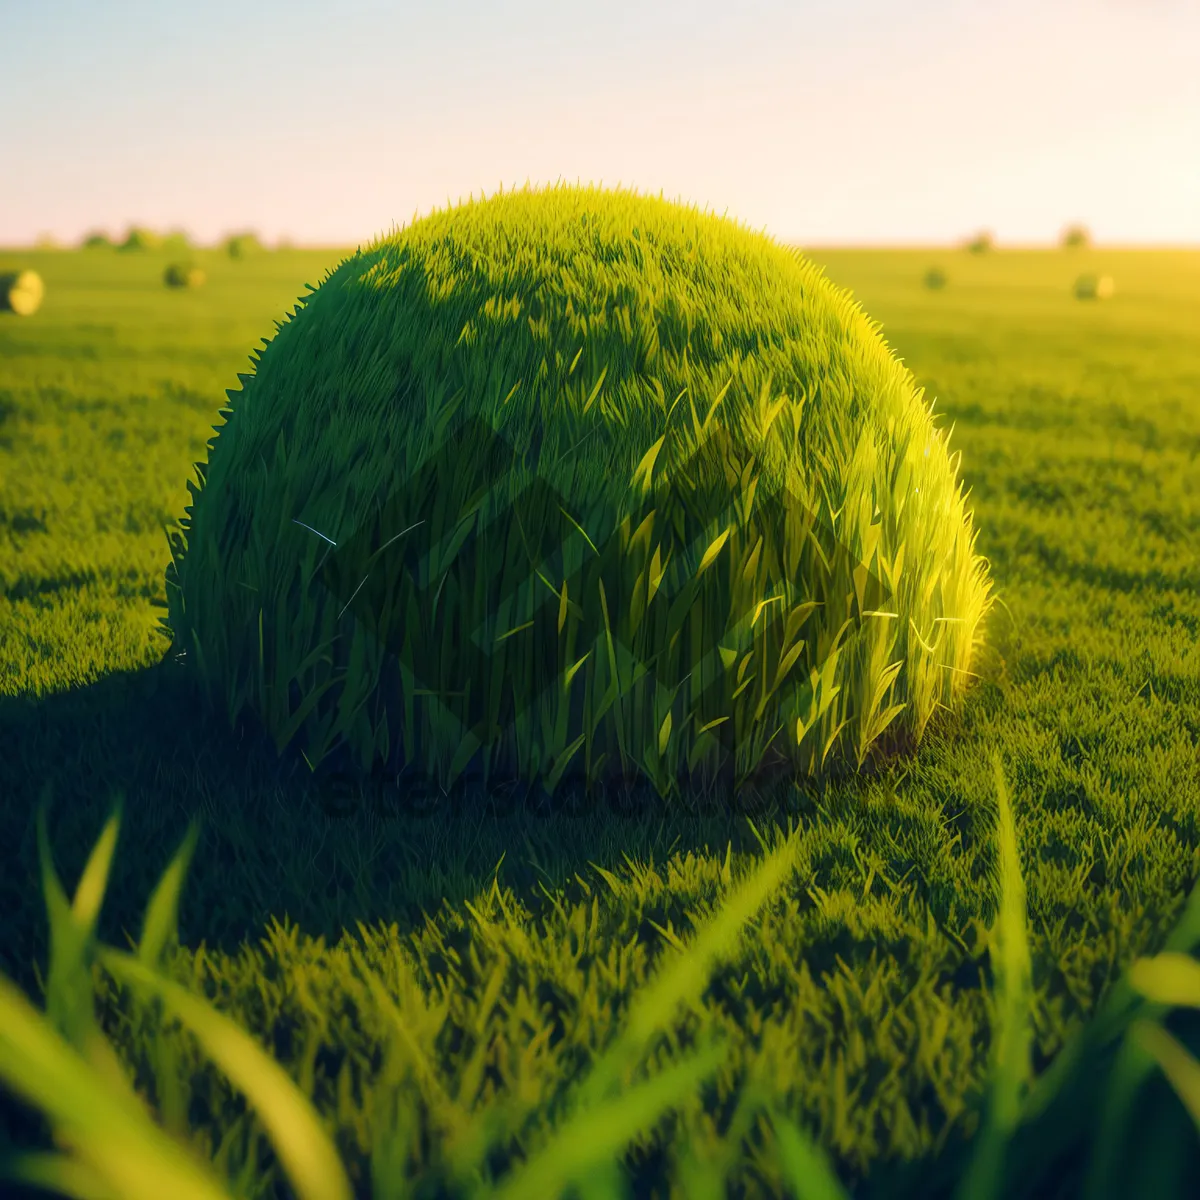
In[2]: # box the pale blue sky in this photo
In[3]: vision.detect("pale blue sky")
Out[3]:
[2,0,1197,247]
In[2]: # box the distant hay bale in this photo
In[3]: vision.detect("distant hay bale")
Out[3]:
[1074,273,1115,300]
[33,234,61,251]
[1061,224,1091,249]
[924,267,947,290]
[82,232,112,249]
[225,232,264,260]
[0,270,45,316]
[119,226,163,252]
[965,231,994,254]
[164,262,206,289]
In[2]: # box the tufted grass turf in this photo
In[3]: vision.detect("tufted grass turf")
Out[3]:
[0,241,1198,1196]
[159,188,995,804]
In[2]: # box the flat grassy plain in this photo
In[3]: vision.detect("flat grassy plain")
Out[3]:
[0,242,1198,1197]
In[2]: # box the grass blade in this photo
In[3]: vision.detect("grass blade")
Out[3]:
[1128,1020,1200,1130]
[1128,953,1200,1009]
[767,1105,851,1200]
[487,1034,729,1200]
[96,950,353,1200]
[953,750,1032,1200]
[0,972,232,1200]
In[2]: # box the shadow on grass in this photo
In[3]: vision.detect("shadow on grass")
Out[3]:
[0,648,1019,1200]
[4,655,1193,1200]
[0,652,972,1000]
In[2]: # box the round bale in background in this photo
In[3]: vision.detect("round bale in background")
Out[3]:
[924,267,947,290]
[225,232,264,260]
[0,270,45,316]
[1061,224,1092,250]
[164,262,206,289]
[1075,273,1115,301]
[119,227,163,252]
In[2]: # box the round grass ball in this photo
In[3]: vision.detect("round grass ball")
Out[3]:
[164,262,206,289]
[1075,273,1114,300]
[225,232,264,260]
[162,183,995,801]
[0,270,45,316]
[119,226,162,252]
[1061,224,1091,250]
[924,267,947,290]
[82,232,112,249]
[965,231,993,254]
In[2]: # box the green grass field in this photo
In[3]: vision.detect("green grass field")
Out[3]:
[1,241,1198,1198]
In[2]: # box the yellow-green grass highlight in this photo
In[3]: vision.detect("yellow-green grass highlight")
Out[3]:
[0,269,45,316]
[162,182,995,801]
[1,755,1199,1199]
[2,241,1199,1197]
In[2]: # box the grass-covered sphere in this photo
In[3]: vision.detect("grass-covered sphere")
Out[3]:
[225,232,264,259]
[161,183,995,802]
[924,267,947,290]
[118,226,163,252]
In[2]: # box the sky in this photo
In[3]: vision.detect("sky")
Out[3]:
[2,0,1198,249]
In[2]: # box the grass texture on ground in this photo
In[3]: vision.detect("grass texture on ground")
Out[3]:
[0,239,1197,1196]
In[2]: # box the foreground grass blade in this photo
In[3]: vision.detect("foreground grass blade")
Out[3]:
[1128,952,1200,1009]
[486,1035,730,1200]
[6,808,354,1200]
[0,971,232,1200]
[35,795,162,1129]
[96,948,353,1200]
[1080,950,1200,1197]
[954,750,1032,1200]
[1128,1019,1200,1130]
[480,819,804,1199]
[136,820,202,970]
[1019,872,1200,1127]
[0,1150,122,1200]
[572,818,803,1113]
[767,1105,851,1200]
[37,795,121,1051]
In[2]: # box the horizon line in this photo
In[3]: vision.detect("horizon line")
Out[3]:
[4,238,1199,254]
